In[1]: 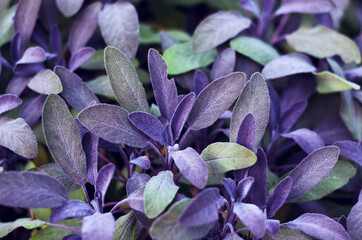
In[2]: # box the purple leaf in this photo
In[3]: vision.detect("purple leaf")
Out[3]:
[233,202,266,238]
[11,33,21,62]
[338,215,347,230]
[148,48,178,121]
[56,0,84,17]
[248,148,268,208]
[170,147,208,189]
[334,140,362,166]
[16,47,46,65]
[0,171,68,208]
[230,72,270,150]
[268,84,281,130]
[126,172,150,196]
[281,128,325,154]
[98,1,139,60]
[235,177,254,202]
[42,94,86,185]
[82,212,115,240]
[130,156,151,170]
[78,104,147,148]
[163,124,174,146]
[283,213,350,240]
[160,31,178,51]
[50,26,61,54]
[19,94,46,126]
[50,200,94,223]
[287,146,340,202]
[6,76,31,96]
[14,0,42,53]
[55,66,99,112]
[69,47,95,72]
[236,113,256,150]
[188,72,245,130]
[27,69,63,95]
[68,2,101,53]
[193,70,209,96]
[275,0,336,15]
[170,92,195,141]
[96,163,115,206]
[222,178,236,199]
[267,176,293,218]
[192,11,251,53]
[210,48,236,81]
[239,0,260,17]
[82,132,98,185]
[347,189,362,240]
[128,111,165,145]
[179,188,224,226]
[38,0,60,32]
[280,100,307,133]
[266,219,280,235]
[0,94,22,115]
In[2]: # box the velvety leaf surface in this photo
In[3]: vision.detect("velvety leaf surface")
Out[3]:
[233,202,266,238]
[28,70,63,95]
[162,41,217,75]
[236,113,256,150]
[192,11,251,53]
[16,47,46,65]
[201,142,257,176]
[210,48,236,80]
[82,132,98,185]
[0,171,68,208]
[334,140,362,166]
[267,177,293,218]
[96,163,115,205]
[286,146,340,202]
[295,161,356,202]
[170,147,208,189]
[230,72,270,149]
[264,226,312,240]
[69,47,95,72]
[99,1,139,60]
[283,213,350,240]
[235,177,254,202]
[248,148,268,208]
[105,47,149,113]
[222,178,236,199]
[50,200,94,223]
[78,104,147,148]
[56,0,83,17]
[171,92,195,140]
[286,26,361,64]
[55,66,99,112]
[314,71,360,93]
[43,94,86,185]
[261,53,316,79]
[275,0,336,15]
[0,5,16,47]
[179,188,224,226]
[0,218,45,238]
[0,117,38,158]
[113,212,137,240]
[144,171,179,218]
[281,128,325,154]
[230,36,279,65]
[130,156,151,170]
[126,172,150,196]
[347,190,362,240]
[150,199,213,240]
[188,72,245,130]
[0,94,22,115]
[82,212,115,240]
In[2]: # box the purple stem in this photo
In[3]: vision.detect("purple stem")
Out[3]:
[271,14,290,45]
[45,222,81,235]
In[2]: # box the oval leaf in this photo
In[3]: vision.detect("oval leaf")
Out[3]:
[281,128,325,154]
[171,92,195,141]
[82,212,115,240]
[210,48,236,80]
[275,0,336,15]
[56,0,83,17]
[314,71,360,94]
[69,47,95,72]
[0,94,22,115]
[95,163,115,205]
[233,202,266,238]
[50,200,94,223]
[28,69,63,95]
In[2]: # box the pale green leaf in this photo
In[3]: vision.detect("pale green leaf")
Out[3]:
[28,70,63,95]
[263,226,312,240]
[0,5,16,47]
[0,218,45,238]
[113,212,137,240]
[30,219,82,240]
[81,49,104,70]
[86,75,115,99]
[314,71,360,94]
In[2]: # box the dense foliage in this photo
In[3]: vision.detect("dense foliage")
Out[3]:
[0,0,361,239]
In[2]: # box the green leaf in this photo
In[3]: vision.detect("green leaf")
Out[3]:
[86,75,116,99]
[201,142,257,176]
[295,161,356,202]
[81,49,104,70]
[42,94,86,185]
[263,226,312,240]
[163,41,217,75]
[144,171,179,218]
[340,91,362,141]
[150,198,213,240]
[230,36,279,65]
[314,71,360,94]
[0,4,15,47]
[286,26,361,64]
[104,46,149,112]
[139,24,191,45]
[113,212,137,240]
[0,218,45,238]
[28,70,63,95]
[30,219,82,240]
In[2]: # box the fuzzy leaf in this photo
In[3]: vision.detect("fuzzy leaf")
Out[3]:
[56,0,83,17]
[192,11,251,53]
[0,5,16,47]
[16,47,46,65]
[0,218,45,238]
[314,71,360,93]
[264,226,312,240]
[113,212,137,240]
[235,177,254,202]
[96,163,115,205]
[69,47,95,72]
[248,148,268,208]
[233,202,266,238]
[50,200,94,223]
[275,0,336,15]
[236,113,256,150]
[201,142,257,176]
[171,93,195,140]
[105,47,149,112]
[82,132,98,185]
[281,128,325,154]
[347,190,362,240]
[267,177,293,218]
[334,140,362,166]
[82,212,115,240]
[0,94,22,115]
[210,48,236,80]
[130,156,151,170]
[28,70,63,95]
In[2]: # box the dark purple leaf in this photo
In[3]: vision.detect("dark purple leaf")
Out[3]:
[233,202,266,238]
[130,156,151,169]
[281,128,325,154]
[170,92,195,141]
[193,70,209,96]
[347,189,362,240]
[56,0,84,17]
[267,176,293,218]
[50,26,61,54]
[163,124,174,146]
[55,66,99,112]
[287,146,340,202]
[275,0,336,15]
[128,111,165,145]
[266,219,280,235]
[42,94,86,185]
[78,104,147,148]
[50,200,94,223]
[13,63,45,76]
[235,177,254,202]
[16,47,46,65]
[68,2,101,53]
[283,213,350,240]
[334,140,362,166]
[82,132,98,185]
[239,0,260,17]
[0,94,22,115]
[222,178,236,199]
[126,172,150,196]
[6,75,31,96]
[280,100,307,133]
[11,33,21,62]
[236,113,256,150]
[69,47,95,72]
[63,234,81,240]
[19,95,46,127]
[96,163,115,206]
[82,212,115,240]
[170,147,208,189]
[248,148,268,208]
[38,0,60,32]
[268,84,280,130]
[210,48,236,81]
[179,188,224,226]
[0,171,68,208]
[148,48,178,121]
[188,72,245,130]
[314,116,352,144]
[338,215,347,230]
